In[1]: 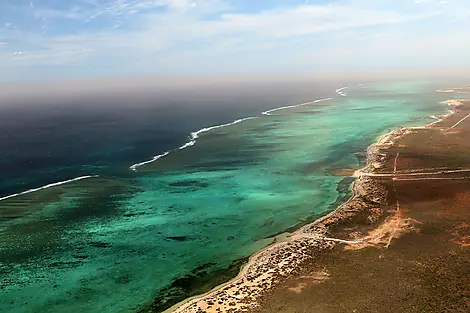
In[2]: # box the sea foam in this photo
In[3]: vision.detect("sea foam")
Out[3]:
[130,117,257,171]
[0,175,99,202]
[262,98,333,116]
[130,95,336,171]
[336,86,348,97]
[130,152,171,171]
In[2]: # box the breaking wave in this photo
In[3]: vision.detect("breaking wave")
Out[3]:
[262,98,333,116]
[130,94,338,171]
[336,86,348,97]
[130,117,257,171]
[0,175,99,202]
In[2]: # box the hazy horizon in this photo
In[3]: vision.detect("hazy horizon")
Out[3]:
[1,68,469,103]
[2,1,470,313]
[0,78,460,313]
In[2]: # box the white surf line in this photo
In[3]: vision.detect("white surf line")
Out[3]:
[449,112,470,129]
[0,175,99,202]
[130,152,170,171]
[129,117,258,171]
[132,94,336,171]
[262,97,333,116]
[427,110,455,128]
[335,86,348,97]
[186,116,258,142]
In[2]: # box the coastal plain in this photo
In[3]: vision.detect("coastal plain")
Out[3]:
[168,90,470,313]
[1,82,465,313]
[255,97,470,312]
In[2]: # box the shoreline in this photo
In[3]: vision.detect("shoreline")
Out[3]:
[160,177,354,313]
[164,97,456,313]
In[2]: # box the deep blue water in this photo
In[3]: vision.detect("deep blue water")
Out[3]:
[0,80,334,198]
[0,79,457,313]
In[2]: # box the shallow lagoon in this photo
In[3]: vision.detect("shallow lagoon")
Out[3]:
[0,82,456,312]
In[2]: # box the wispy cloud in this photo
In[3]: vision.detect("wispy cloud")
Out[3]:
[1,0,470,81]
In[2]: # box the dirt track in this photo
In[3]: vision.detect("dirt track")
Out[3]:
[255,100,470,313]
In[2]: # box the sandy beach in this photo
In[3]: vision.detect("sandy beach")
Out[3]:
[159,91,470,313]
[437,86,470,94]
[162,134,397,313]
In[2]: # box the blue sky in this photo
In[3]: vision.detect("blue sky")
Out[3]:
[1,0,470,82]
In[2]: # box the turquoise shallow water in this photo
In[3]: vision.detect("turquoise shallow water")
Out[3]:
[0,82,457,312]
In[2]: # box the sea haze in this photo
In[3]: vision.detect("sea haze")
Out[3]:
[0,78,336,198]
[0,78,456,313]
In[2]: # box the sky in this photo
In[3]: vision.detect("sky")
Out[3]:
[1,0,470,82]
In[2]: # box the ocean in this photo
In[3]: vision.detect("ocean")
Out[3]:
[0,79,457,313]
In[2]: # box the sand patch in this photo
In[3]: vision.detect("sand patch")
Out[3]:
[344,211,420,251]
[288,283,308,294]
[288,270,330,293]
